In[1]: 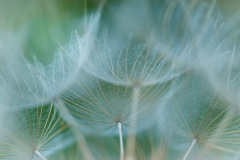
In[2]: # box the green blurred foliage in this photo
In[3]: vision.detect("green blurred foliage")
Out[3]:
[0,0,100,63]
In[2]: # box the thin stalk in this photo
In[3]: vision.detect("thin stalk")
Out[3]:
[34,150,47,160]
[118,122,124,160]
[183,138,197,160]
[126,87,140,160]
[54,99,93,160]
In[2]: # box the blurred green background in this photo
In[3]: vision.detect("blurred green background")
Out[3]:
[0,0,239,64]
[0,0,102,63]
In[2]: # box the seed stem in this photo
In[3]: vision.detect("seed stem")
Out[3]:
[118,122,124,160]
[54,99,93,160]
[126,87,140,160]
[183,138,197,160]
[34,150,47,160]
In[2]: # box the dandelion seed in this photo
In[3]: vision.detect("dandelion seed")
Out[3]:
[166,68,240,160]
[0,11,101,160]
[58,68,173,160]
[0,102,69,160]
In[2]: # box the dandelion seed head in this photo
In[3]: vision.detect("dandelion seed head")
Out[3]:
[58,69,172,136]
[0,0,239,159]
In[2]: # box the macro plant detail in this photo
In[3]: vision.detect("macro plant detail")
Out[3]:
[0,103,69,160]
[165,68,240,160]
[0,0,240,160]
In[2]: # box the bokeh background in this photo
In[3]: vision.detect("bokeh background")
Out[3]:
[0,0,238,63]
[0,0,103,63]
